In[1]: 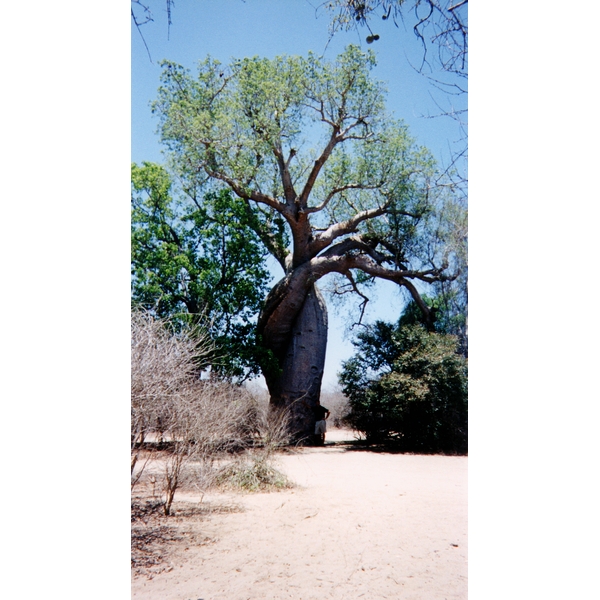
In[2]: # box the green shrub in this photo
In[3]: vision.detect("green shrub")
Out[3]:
[339,323,467,453]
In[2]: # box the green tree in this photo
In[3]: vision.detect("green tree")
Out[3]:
[131,161,272,379]
[396,177,467,353]
[339,322,467,453]
[151,45,465,439]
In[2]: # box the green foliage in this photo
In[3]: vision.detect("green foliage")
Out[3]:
[154,46,385,190]
[151,46,450,274]
[339,322,467,453]
[131,162,272,379]
[399,292,467,355]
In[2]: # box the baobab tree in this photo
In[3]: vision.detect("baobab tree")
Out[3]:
[152,45,464,440]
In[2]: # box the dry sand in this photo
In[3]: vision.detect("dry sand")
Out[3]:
[132,429,467,599]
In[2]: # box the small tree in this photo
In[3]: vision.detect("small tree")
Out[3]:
[339,322,467,452]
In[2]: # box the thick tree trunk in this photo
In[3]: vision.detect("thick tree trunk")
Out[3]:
[263,284,328,443]
[256,251,438,442]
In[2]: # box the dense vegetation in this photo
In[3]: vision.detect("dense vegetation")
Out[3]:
[339,320,467,453]
[131,162,272,379]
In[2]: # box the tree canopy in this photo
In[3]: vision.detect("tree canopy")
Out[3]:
[131,161,272,379]
[152,45,461,311]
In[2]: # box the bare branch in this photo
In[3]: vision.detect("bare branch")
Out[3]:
[323,235,389,263]
[272,144,297,205]
[203,164,284,213]
[448,0,468,11]
[310,204,389,256]
[344,253,455,285]
[342,271,370,325]
[299,99,337,128]
[298,128,340,207]
[131,4,153,63]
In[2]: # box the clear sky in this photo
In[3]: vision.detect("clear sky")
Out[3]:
[131,0,467,388]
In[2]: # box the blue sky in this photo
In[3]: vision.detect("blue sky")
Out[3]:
[131,0,467,388]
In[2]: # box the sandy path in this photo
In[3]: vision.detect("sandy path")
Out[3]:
[132,430,467,599]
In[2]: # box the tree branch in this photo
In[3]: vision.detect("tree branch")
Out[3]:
[340,271,370,325]
[258,242,455,355]
[309,204,389,256]
[245,201,290,271]
[448,0,468,12]
[298,128,340,207]
[305,182,382,214]
[203,164,283,213]
[131,5,153,63]
[273,144,297,205]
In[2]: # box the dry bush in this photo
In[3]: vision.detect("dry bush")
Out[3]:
[132,310,300,516]
[131,309,256,514]
[131,310,299,579]
[131,310,212,487]
[250,397,293,456]
[211,387,294,493]
[159,382,256,514]
[215,452,293,493]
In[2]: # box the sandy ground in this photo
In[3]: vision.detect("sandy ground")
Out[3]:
[132,429,467,599]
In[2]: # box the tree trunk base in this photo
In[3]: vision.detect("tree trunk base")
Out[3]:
[266,285,328,443]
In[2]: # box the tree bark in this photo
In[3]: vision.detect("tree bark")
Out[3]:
[263,284,328,443]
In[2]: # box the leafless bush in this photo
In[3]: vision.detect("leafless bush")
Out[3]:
[131,310,212,483]
[160,382,256,514]
[131,309,256,514]
[209,386,294,493]
[251,397,293,456]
